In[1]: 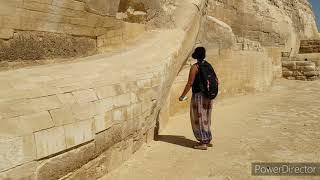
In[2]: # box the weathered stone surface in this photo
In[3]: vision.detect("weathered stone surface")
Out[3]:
[282,60,319,81]
[0,135,36,172]
[0,161,38,180]
[71,102,97,121]
[282,61,296,69]
[107,145,125,172]
[57,93,77,105]
[72,89,98,104]
[0,31,97,61]
[66,148,112,180]
[146,127,155,143]
[64,119,94,148]
[94,111,113,133]
[112,108,127,123]
[36,142,95,180]
[0,111,54,137]
[299,40,320,53]
[207,0,318,54]
[282,71,293,77]
[85,0,121,16]
[133,134,145,153]
[113,93,132,107]
[49,107,75,126]
[0,28,13,39]
[95,124,123,155]
[34,127,66,159]
[304,71,319,77]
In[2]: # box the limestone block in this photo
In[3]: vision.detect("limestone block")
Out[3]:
[0,161,37,180]
[16,95,61,115]
[122,138,134,162]
[0,111,54,137]
[296,61,314,66]
[151,77,161,87]
[49,107,75,126]
[121,119,136,139]
[142,101,153,114]
[85,0,121,16]
[133,133,144,153]
[93,111,113,133]
[143,87,157,101]
[307,76,319,81]
[293,71,303,76]
[72,89,98,103]
[27,0,52,4]
[112,108,127,123]
[303,65,316,72]
[0,0,18,16]
[137,79,152,89]
[113,93,131,107]
[133,103,142,117]
[52,0,85,11]
[296,76,307,81]
[95,124,122,155]
[286,77,296,80]
[65,148,112,180]
[0,28,13,39]
[282,61,296,70]
[107,146,124,172]
[95,85,123,99]
[146,127,155,143]
[304,71,319,77]
[57,93,76,105]
[34,127,66,159]
[126,104,135,120]
[64,119,94,148]
[125,81,139,92]
[0,135,36,172]
[130,92,138,104]
[36,142,95,180]
[94,97,114,115]
[71,102,97,121]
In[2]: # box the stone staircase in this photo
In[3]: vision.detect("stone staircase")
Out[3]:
[282,60,319,81]
[281,41,320,81]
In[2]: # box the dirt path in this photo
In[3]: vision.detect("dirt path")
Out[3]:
[100,79,320,180]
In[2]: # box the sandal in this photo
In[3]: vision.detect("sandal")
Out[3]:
[193,144,208,150]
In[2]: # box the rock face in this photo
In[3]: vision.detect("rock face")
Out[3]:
[207,0,319,54]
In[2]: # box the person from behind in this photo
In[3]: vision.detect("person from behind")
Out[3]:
[179,47,219,150]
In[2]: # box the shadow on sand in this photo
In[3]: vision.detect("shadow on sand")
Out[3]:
[155,135,198,148]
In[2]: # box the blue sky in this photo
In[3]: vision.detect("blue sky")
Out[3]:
[310,0,320,30]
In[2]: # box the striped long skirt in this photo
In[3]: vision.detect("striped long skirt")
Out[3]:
[190,92,213,144]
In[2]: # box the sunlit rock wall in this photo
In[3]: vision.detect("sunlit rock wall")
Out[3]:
[207,0,319,55]
[0,0,149,62]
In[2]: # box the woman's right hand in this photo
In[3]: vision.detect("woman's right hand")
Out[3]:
[179,96,188,101]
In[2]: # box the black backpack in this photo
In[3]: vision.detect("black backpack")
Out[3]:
[197,61,219,100]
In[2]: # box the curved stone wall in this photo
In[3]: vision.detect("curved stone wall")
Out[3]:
[0,0,204,179]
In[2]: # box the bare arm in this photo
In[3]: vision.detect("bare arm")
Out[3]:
[180,65,198,99]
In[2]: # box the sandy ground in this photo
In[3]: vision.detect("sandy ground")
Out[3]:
[100,79,320,180]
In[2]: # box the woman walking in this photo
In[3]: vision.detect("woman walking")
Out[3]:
[179,47,218,150]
